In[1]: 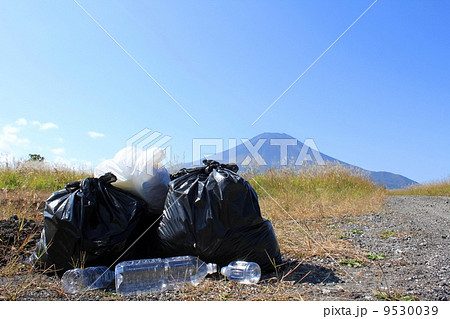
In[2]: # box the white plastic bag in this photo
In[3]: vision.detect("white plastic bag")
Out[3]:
[94,147,170,214]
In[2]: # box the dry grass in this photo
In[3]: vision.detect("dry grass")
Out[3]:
[245,164,386,263]
[248,164,386,220]
[0,189,49,220]
[0,212,67,301]
[271,219,357,261]
[389,178,450,197]
[0,160,90,220]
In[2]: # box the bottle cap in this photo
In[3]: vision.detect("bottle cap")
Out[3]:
[207,263,218,274]
[220,266,228,277]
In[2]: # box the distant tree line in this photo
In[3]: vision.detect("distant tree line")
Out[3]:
[28,154,45,162]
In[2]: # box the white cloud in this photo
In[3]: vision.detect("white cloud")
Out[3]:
[15,118,27,126]
[3,124,20,135]
[0,123,30,154]
[52,148,66,155]
[88,131,105,138]
[41,123,58,130]
[32,121,59,130]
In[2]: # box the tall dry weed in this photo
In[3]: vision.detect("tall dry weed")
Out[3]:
[389,178,450,197]
[247,163,386,221]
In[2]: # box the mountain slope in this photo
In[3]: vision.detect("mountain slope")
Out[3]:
[369,171,418,189]
[202,132,417,189]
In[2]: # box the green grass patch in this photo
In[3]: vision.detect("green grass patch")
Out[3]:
[374,290,418,301]
[338,258,364,268]
[380,230,396,239]
[366,253,386,260]
[0,162,90,192]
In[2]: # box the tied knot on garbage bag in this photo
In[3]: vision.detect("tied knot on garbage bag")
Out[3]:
[29,172,159,276]
[170,159,239,180]
[154,160,282,272]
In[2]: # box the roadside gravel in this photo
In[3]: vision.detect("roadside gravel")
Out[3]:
[321,195,450,301]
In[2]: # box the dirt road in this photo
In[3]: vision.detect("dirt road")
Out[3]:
[319,195,450,300]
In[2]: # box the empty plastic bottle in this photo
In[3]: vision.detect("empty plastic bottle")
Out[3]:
[115,256,217,296]
[220,261,261,284]
[61,266,115,294]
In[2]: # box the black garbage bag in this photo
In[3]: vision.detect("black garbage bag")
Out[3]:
[154,160,282,272]
[30,173,154,276]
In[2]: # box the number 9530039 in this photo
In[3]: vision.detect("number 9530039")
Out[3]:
[384,305,438,316]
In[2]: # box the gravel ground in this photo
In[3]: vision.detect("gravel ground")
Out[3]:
[317,195,450,301]
[0,195,449,301]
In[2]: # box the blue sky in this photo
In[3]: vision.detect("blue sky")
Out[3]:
[0,0,448,183]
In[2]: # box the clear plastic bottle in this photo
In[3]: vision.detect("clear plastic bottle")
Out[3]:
[61,266,115,294]
[115,256,217,296]
[220,261,261,284]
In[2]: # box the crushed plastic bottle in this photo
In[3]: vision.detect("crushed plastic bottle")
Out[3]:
[115,256,217,296]
[61,266,115,294]
[220,261,261,284]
